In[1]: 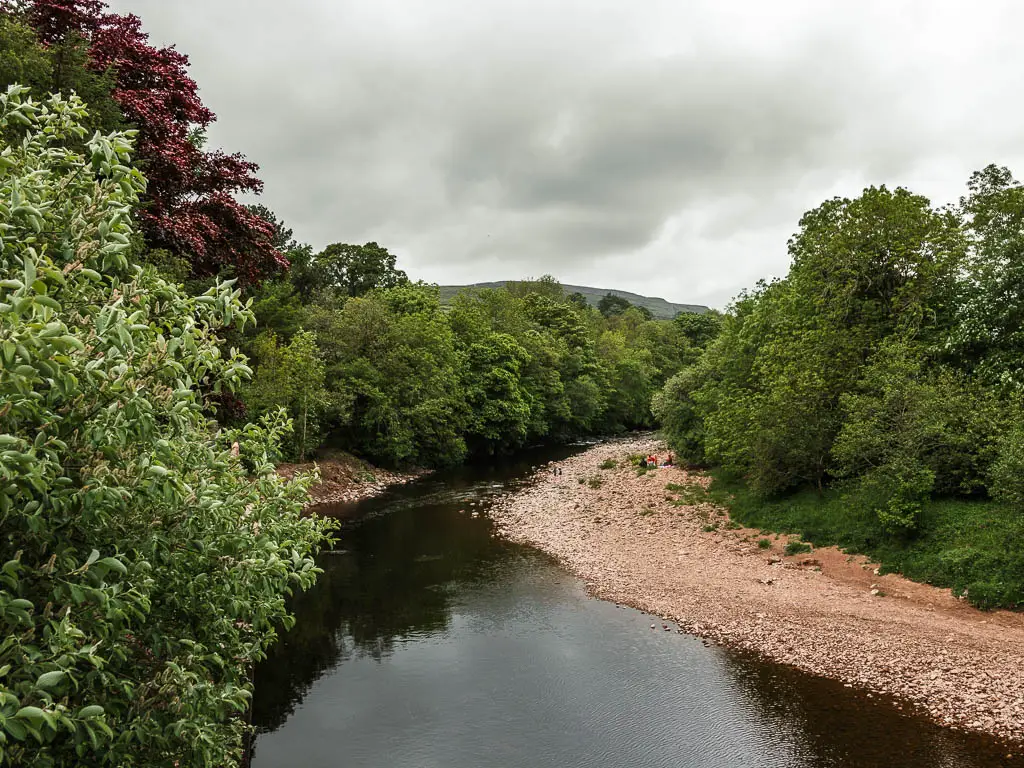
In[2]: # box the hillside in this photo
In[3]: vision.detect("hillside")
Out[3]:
[438,282,709,319]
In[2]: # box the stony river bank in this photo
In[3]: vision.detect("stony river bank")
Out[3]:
[277,452,426,507]
[490,437,1024,746]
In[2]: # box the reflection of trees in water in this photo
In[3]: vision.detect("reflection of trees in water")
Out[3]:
[252,500,513,733]
[716,650,1019,768]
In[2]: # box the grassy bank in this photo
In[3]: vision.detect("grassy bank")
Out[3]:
[700,472,1024,611]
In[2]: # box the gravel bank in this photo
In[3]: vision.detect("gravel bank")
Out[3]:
[277,454,425,507]
[490,437,1024,745]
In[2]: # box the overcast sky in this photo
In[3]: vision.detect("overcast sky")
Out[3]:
[108,0,1024,308]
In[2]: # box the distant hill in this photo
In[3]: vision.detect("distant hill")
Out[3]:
[437,282,709,319]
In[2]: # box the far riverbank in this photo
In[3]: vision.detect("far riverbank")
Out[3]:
[276,451,426,507]
[490,437,1024,746]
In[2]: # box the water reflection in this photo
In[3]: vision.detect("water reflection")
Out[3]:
[251,448,1024,768]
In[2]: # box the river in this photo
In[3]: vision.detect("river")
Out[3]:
[249,445,1022,767]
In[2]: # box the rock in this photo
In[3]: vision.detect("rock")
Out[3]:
[870,588,881,596]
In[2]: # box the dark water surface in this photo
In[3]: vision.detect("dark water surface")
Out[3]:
[251,445,1022,768]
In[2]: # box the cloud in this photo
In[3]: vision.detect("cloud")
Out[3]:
[107,0,1024,307]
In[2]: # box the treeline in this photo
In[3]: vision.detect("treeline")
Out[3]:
[235,236,720,466]
[654,173,1024,609]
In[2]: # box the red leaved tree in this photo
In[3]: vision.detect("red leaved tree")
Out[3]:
[13,0,286,283]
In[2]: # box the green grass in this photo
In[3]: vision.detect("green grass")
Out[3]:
[757,538,772,549]
[599,458,617,470]
[665,482,711,505]
[706,470,1024,610]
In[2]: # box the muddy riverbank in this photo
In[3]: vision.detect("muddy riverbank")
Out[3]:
[490,437,1024,746]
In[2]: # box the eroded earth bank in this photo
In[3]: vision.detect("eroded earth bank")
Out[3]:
[491,437,1024,745]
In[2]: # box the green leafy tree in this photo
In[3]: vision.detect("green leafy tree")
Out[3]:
[950,164,1024,388]
[688,187,965,495]
[0,86,330,767]
[673,310,723,355]
[566,291,589,309]
[245,330,329,461]
[0,12,121,138]
[833,339,1005,531]
[597,292,632,317]
[293,241,408,300]
[305,284,467,467]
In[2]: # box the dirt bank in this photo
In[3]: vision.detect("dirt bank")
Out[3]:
[490,437,1024,745]
[277,452,425,506]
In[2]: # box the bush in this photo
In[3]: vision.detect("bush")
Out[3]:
[599,458,617,470]
[758,538,771,549]
[0,87,331,766]
[784,540,813,556]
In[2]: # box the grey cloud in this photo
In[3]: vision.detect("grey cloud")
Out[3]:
[107,0,1024,307]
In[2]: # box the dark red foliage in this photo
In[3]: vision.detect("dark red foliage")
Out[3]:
[24,0,103,44]
[14,0,286,283]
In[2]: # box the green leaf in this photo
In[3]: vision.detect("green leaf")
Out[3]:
[14,706,46,727]
[35,670,65,690]
[97,557,127,576]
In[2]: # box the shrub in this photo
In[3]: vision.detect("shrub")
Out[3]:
[599,458,617,470]
[784,540,813,556]
[758,538,771,549]
[0,87,331,766]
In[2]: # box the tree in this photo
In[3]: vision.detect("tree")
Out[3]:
[652,365,710,465]
[673,310,722,355]
[303,284,467,467]
[597,292,632,317]
[950,164,1024,388]
[566,291,589,310]
[293,241,408,300]
[2,0,284,283]
[695,187,965,495]
[833,339,1005,531]
[245,330,329,461]
[0,86,329,766]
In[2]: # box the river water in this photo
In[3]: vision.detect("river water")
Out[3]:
[250,445,1022,768]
